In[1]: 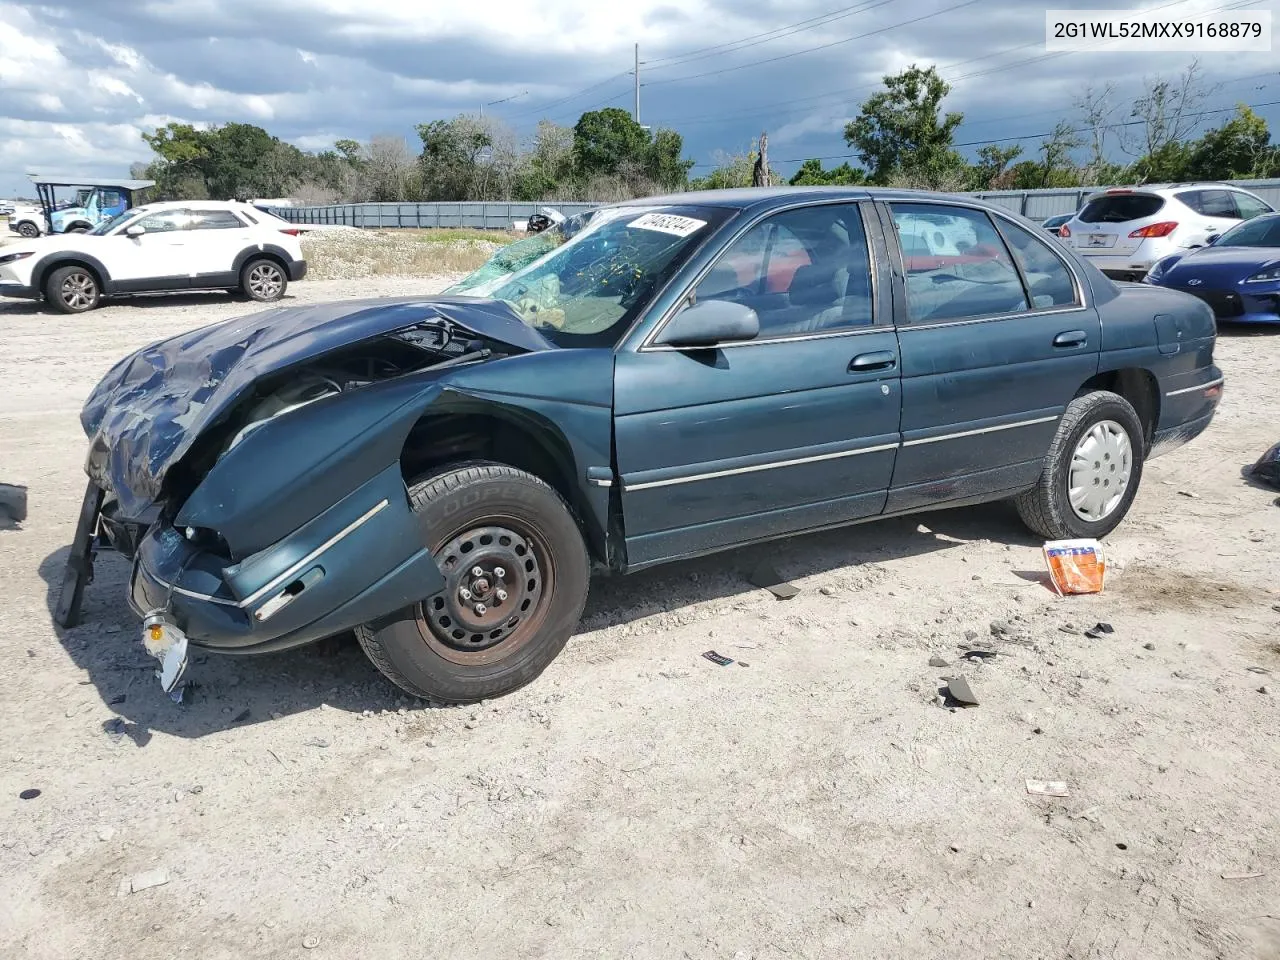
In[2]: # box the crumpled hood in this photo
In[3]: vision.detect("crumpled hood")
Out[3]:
[81,295,554,518]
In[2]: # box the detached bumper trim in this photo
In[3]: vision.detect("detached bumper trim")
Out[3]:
[1165,376,1224,398]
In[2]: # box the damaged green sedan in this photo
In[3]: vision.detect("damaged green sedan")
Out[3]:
[64,189,1223,703]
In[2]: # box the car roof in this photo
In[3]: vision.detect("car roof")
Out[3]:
[612,186,1025,218]
[1083,182,1261,200]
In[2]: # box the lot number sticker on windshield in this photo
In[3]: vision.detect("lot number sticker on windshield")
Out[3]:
[627,213,707,237]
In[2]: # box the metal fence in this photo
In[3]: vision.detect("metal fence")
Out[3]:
[269,179,1280,229]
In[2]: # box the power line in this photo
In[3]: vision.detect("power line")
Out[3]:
[641,1,890,69]
[690,95,1280,168]
[642,0,989,88]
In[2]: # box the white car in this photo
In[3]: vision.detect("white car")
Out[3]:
[1060,183,1274,281]
[7,203,46,238]
[0,200,307,313]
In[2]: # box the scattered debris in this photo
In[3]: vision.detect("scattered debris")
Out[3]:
[302,936,321,950]
[748,562,799,600]
[1116,843,1129,851]
[702,650,734,666]
[1250,441,1280,490]
[1260,686,1272,695]
[18,788,40,800]
[1143,642,1157,651]
[1093,622,1115,634]
[946,676,980,706]
[929,657,951,668]
[1044,539,1106,596]
[819,586,837,597]
[123,869,170,894]
[1178,490,1200,499]
[305,738,330,748]
[990,621,1011,637]
[1025,779,1070,798]
[1222,870,1265,881]
[963,650,998,661]
[0,482,27,523]
[1246,666,1271,675]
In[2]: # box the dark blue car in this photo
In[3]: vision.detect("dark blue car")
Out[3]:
[1144,211,1280,324]
[64,187,1224,704]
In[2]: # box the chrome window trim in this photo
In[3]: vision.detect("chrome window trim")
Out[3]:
[637,197,883,353]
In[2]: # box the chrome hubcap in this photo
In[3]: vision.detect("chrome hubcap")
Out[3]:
[1069,419,1133,522]
[60,272,96,309]
[248,264,282,298]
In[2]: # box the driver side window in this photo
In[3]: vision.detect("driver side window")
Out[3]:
[134,210,190,233]
[693,203,874,338]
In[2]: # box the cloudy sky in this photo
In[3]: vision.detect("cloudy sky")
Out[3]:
[1,0,1278,197]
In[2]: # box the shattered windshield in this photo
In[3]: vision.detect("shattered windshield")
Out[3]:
[448,204,730,347]
[445,211,596,297]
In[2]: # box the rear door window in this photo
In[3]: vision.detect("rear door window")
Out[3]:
[1076,194,1165,223]
[1233,192,1273,220]
[889,203,1029,323]
[1180,189,1239,219]
[188,210,247,230]
[996,218,1080,309]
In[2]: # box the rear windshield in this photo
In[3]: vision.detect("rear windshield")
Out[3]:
[1077,194,1165,224]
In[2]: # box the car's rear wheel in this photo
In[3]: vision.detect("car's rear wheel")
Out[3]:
[17,222,39,238]
[45,265,101,314]
[65,225,90,234]
[355,462,590,704]
[241,258,287,302]
[1014,390,1145,540]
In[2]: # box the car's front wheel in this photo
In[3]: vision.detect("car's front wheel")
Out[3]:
[45,265,101,314]
[355,462,590,704]
[17,222,39,239]
[1014,389,1146,540]
[240,258,287,302]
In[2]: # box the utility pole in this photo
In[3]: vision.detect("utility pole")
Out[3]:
[634,43,640,124]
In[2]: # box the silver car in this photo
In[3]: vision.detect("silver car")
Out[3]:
[1060,183,1273,281]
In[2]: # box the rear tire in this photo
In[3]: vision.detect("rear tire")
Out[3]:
[44,265,101,314]
[1015,390,1145,540]
[240,258,287,302]
[355,462,590,704]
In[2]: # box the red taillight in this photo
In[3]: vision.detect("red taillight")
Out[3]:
[279,228,301,236]
[1059,224,1071,238]
[1129,221,1178,239]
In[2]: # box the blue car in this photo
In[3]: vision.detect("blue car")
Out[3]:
[1144,212,1280,323]
[62,187,1224,704]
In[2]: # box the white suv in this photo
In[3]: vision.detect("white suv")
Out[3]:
[0,200,307,313]
[1060,183,1274,281]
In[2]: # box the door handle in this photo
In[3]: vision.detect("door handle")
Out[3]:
[1053,330,1088,348]
[849,350,897,372]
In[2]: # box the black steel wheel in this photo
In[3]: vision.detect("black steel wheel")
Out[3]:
[355,462,589,703]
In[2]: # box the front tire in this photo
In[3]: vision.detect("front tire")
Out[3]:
[1015,390,1145,540]
[17,222,39,239]
[45,265,101,314]
[355,462,590,704]
[240,258,287,302]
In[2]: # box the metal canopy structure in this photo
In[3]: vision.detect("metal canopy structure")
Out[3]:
[26,173,155,235]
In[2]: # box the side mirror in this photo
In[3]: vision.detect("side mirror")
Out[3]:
[1205,233,1221,246]
[656,299,759,348]
[126,224,145,237]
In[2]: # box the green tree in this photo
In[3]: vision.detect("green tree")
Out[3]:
[787,158,866,186]
[416,115,494,200]
[572,107,651,178]
[646,127,694,190]
[1184,105,1279,179]
[844,64,964,187]
[968,144,1023,189]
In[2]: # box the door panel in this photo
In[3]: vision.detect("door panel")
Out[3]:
[613,201,902,570]
[882,201,1101,512]
[110,209,191,285]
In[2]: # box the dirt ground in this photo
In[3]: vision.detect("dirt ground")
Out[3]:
[1,276,1278,960]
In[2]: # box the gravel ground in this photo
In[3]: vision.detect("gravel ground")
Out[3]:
[1,276,1278,960]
